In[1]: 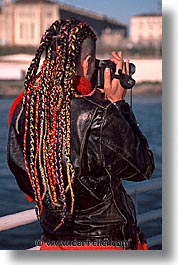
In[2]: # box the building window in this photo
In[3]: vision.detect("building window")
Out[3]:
[20,23,24,39]
[31,23,35,40]
[46,11,52,17]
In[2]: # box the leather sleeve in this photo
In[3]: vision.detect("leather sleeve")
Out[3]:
[101,101,155,181]
[7,104,35,200]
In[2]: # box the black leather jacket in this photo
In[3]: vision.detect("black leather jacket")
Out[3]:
[7,90,154,249]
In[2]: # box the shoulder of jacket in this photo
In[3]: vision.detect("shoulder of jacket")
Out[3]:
[83,89,112,109]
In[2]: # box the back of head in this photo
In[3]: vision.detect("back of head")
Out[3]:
[19,18,97,231]
[24,18,96,98]
[76,36,96,66]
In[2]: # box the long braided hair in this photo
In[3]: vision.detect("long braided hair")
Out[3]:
[17,18,96,230]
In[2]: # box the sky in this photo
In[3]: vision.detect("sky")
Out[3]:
[58,0,161,24]
[58,0,161,25]
[0,0,161,26]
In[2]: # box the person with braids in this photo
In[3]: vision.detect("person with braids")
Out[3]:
[7,18,154,250]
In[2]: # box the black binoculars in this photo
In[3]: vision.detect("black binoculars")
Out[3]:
[91,59,136,89]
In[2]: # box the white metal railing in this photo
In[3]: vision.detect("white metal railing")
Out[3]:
[125,178,162,248]
[0,209,37,232]
[0,178,162,249]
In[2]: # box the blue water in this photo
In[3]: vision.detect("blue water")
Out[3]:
[130,95,162,249]
[0,95,162,250]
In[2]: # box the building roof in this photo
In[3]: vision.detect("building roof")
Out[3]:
[14,0,126,27]
[15,0,55,4]
[58,2,126,27]
[133,13,162,18]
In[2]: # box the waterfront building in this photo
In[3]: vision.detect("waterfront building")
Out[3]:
[0,0,127,46]
[130,13,162,46]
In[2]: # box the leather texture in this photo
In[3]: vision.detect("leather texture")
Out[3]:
[7,90,154,249]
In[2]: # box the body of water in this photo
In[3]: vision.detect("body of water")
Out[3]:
[0,94,162,250]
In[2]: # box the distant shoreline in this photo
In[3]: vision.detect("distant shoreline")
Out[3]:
[0,80,162,97]
[133,82,162,95]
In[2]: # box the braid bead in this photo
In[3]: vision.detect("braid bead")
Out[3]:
[19,18,97,229]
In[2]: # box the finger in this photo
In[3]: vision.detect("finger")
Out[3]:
[112,51,122,60]
[110,57,123,73]
[117,51,123,61]
[110,51,123,74]
[104,67,111,92]
[111,54,122,68]
[110,57,122,65]
[122,60,130,75]
[125,59,130,75]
